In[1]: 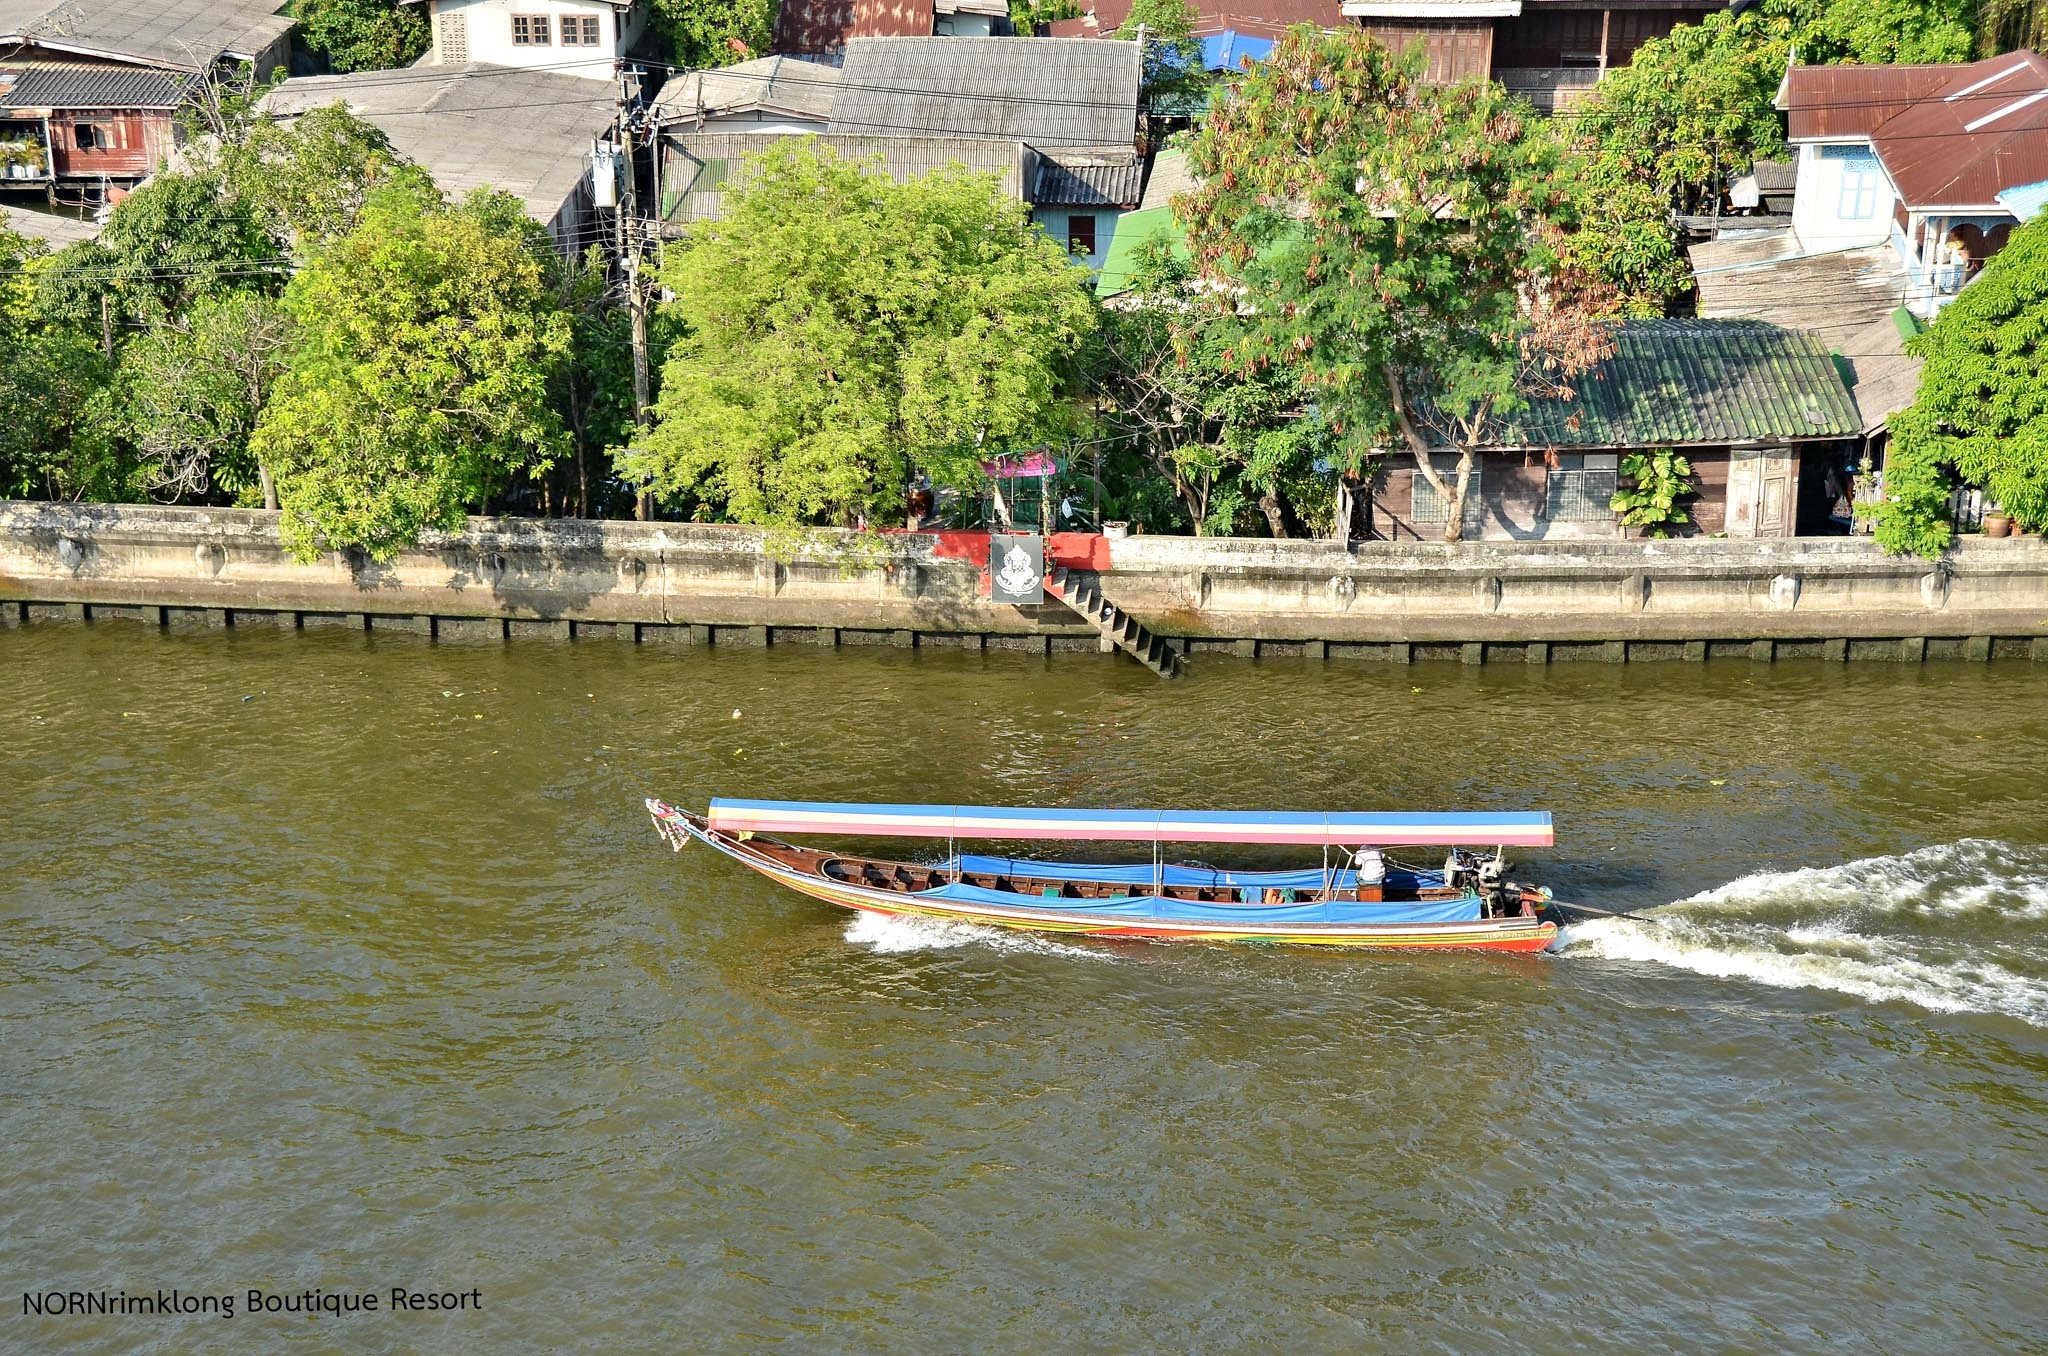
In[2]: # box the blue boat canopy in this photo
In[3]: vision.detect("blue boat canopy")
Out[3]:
[708,799,1553,847]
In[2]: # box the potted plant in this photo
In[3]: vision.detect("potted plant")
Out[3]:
[1983,507,2012,538]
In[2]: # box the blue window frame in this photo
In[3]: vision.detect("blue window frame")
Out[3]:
[1822,144,1882,220]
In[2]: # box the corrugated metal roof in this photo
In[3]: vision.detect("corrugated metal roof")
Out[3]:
[832,37,1139,146]
[1781,51,2048,209]
[1689,230,1910,352]
[1434,320,1862,449]
[651,56,840,125]
[1138,146,1196,211]
[660,130,1027,229]
[775,0,858,55]
[263,64,612,231]
[1032,149,1142,206]
[0,0,292,71]
[0,60,190,108]
[851,0,935,38]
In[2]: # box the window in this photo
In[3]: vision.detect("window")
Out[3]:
[1066,213,1097,257]
[1412,465,1485,527]
[73,122,110,151]
[561,14,602,45]
[1543,452,1619,522]
[1822,144,1881,221]
[511,14,552,45]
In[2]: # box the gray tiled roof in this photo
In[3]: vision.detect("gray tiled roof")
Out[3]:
[0,0,293,71]
[263,64,613,229]
[0,60,191,109]
[831,37,1140,147]
[660,131,1027,230]
[1032,148,1142,207]
[651,57,840,125]
[1442,320,1862,449]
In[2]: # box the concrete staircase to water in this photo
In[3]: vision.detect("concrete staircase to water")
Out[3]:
[1046,566,1185,680]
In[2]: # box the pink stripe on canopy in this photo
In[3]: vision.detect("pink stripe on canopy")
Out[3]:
[706,800,1553,848]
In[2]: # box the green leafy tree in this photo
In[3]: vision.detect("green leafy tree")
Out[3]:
[1570,10,1794,219]
[654,0,774,67]
[34,172,278,333]
[0,212,134,501]
[629,139,1098,528]
[1092,248,1333,535]
[1790,0,1975,64]
[226,102,436,255]
[1180,28,1618,542]
[1010,0,1085,32]
[252,184,573,560]
[294,0,432,73]
[1877,211,2048,556]
[1117,0,1208,114]
[118,293,291,508]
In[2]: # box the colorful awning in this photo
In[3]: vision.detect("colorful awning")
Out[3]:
[707,799,1553,847]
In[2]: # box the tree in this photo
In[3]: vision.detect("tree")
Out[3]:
[1876,211,2048,556]
[33,172,278,333]
[0,212,132,502]
[225,102,435,255]
[1091,247,1333,536]
[1116,0,1208,115]
[294,0,431,73]
[1569,10,1794,221]
[653,0,774,67]
[628,139,1097,528]
[252,184,572,561]
[1179,29,1617,542]
[118,293,291,508]
[1790,0,1975,65]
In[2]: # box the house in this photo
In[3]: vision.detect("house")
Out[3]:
[263,64,618,255]
[0,0,293,202]
[1049,0,1713,112]
[1343,0,1716,111]
[656,37,1145,270]
[1778,50,2048,317]
[773,0,1013,62]
[832,37,1143,267]
[400,0,653,81]
[1364,320,1863,541]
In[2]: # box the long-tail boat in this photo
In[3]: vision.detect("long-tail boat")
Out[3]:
[644,798,1564,952]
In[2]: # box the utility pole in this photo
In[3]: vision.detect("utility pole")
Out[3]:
[615,62,654,521]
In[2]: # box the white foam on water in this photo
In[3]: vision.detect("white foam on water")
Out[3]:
[1681,839,2048,920]
[1555,839,2048,1023]
[1557,916,2048,1023]
[843,909,1111,960]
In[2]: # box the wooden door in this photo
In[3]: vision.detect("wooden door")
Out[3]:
[1725,447,1793,537]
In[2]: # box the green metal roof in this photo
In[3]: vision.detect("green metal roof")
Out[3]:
[1094,206,1188,298]
[1456,319,1863,449]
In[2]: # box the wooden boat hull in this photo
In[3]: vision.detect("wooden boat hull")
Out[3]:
[649,801,1558,954]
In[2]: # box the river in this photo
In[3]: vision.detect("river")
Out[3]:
[4,622,2046,1351]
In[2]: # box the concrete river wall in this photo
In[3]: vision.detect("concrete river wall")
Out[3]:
[4,502,2046,663]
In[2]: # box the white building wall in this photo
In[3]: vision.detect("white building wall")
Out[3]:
[1790,139,1897,250]
[429,0,628,81]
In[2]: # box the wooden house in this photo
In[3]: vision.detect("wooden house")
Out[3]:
[1365,320,1863,541]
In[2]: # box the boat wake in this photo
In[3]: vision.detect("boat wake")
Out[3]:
[1554,840,2048,1024]
[843,910,1113,960]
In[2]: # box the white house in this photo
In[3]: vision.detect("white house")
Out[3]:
[402,0,651,81]
[1779,50,2048,316]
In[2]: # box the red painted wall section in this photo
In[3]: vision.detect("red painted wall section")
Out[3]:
[915,531,1113,598]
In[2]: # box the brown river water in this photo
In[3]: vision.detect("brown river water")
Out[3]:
[4,622,2047,1352]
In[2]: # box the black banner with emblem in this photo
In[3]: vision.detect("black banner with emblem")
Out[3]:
[989,533,1045,604]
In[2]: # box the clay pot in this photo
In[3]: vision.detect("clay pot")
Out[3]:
[1984,512,2012,539]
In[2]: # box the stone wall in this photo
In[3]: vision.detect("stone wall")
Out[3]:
[4,502,2046,660]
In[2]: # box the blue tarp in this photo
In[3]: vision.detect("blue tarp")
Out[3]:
[1201,32,1273,73]
[917,880,1482,926]
[950,853,1447,892]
